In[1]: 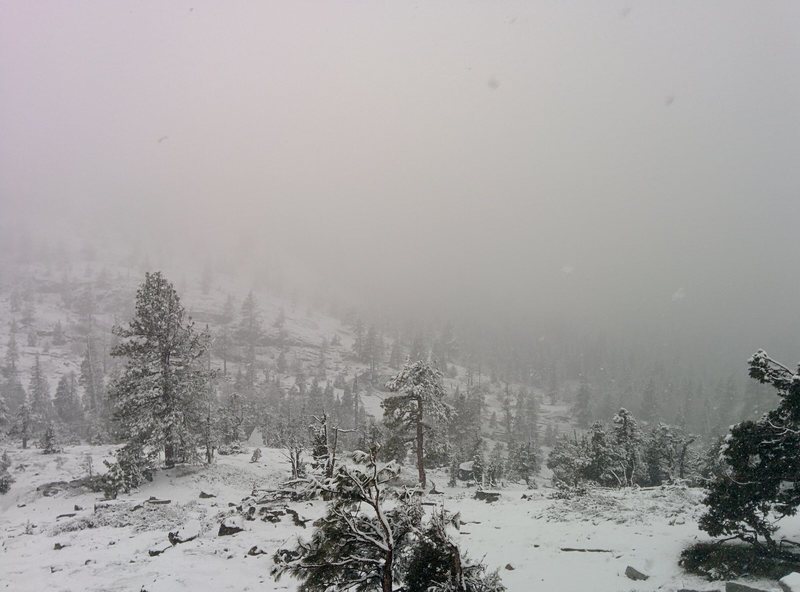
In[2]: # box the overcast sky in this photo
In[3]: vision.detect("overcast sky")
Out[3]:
[1,1,799,359]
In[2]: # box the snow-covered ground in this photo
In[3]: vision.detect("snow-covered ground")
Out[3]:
[1,444,785,592]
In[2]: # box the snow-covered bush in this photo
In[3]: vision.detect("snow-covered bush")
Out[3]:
[100,445,152,499]
[273,448,505,592]
[699,350,800,550]
[401,509,506,592]
[0,451,13,494]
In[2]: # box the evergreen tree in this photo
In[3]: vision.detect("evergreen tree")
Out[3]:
[508,439,536,486]
[54,372,83,426]
[384,360,451,488]
[408,334,427,363]
[547,434,589,487]
[40,422,60,454]
[237,292,261,398]
[3,328,19,377]
[0,374,25,415]
[639,378,658,424]
[574,376,591,428]
[11,395,33,449]
[273,449,418,592]
[80,338,105,421]
[364,325,384,383]
[699,350,800,549]
[0,451,14,494]
[52,320,66,346]
[388,337,403,369]
[0,390,9,431]
[352,318,365,360]
[583,422,624,486]
[486,442,505,485]
[109,272,211,470]
[402,508,506,592]
[611,408,642,486]
[28,354,52,426]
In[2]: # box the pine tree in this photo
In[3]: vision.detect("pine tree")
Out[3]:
[546,434,589,487]
[575,376,591,428]
[639,378,658,424]
[11,396,33,449]
[52,321,66,346]
[1,373,24,416]
[388,337,403,369]
[54,372,83,426]
[699,350,800,549]
[611,408,642,486]
[273,449,417,592]
[487,442,505,486]
[408,334,427,363]
[508,440,536,486]
[109,271,212,469]
[352,318,365,360]
[29,354,52,426]
[237,292,261,399]
[0,390,9,431]
[384,360,451,488]
[4,330,19,377]
[584,422,624,486]
[80,338,105,421]
[40,422,60,454]
[0,451,14,494]
[364,325,383,383]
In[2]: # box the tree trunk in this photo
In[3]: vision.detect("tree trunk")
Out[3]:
[381,551,393,592]
[416,400,426,488]
[165,440,176,468]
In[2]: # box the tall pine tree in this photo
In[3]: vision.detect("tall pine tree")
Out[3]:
[109,272,211,468]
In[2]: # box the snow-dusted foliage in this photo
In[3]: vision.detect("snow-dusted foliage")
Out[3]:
[548,410,698,488]
[273,448,505,592]
[384,360,451,488]
[699,350,800,548]
[107,272,212,487]
[273,448,420,592]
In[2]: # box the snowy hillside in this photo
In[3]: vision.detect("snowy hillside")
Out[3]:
[3,443,785,592]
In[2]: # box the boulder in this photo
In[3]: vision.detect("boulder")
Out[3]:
[726,583,769,592]
[285,507,311,528]
[504,564,515,571]
[168,520,201,545]
[248,545,268,556]
[781,573,800,592]
[148,544,171,557]
[218,516,244,537]
[199,491,216,499]
[625,566,649,581]
[474,490,500,503]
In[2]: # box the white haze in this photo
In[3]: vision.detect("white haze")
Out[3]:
[1,1,799,365]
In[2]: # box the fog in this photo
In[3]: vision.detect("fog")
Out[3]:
[2,1,799,365]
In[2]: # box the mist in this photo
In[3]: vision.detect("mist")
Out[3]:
[2,0,799,365]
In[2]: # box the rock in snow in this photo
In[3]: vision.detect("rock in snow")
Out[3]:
[780,573,800,592]
[248,545,268,556]
[726,583,770,592]
[218,516,244,536]
[168,520,201,545]
[624,566,649,581]
[474,490,501,503]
